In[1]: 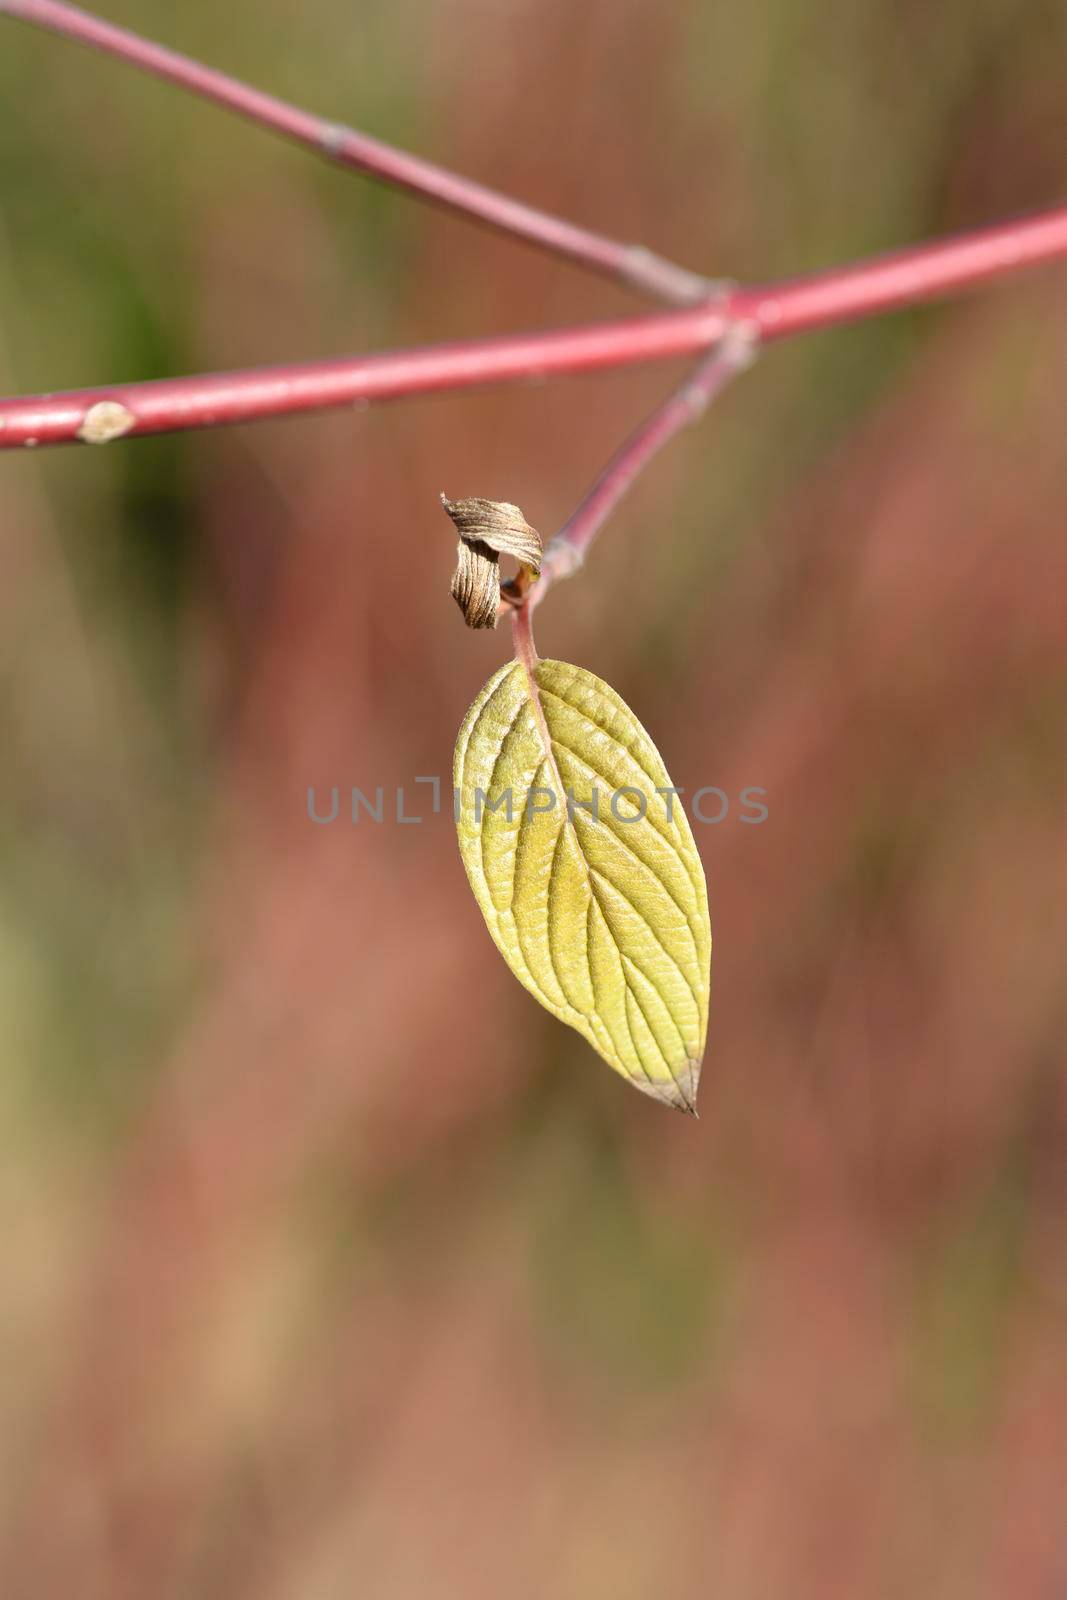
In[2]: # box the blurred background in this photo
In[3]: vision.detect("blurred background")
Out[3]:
[2,0,1067,1594]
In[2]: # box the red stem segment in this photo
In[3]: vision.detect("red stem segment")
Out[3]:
[2,203,1066,449]
[0,0,710,305]
[743,204,1067,336]
[0,309,730,447]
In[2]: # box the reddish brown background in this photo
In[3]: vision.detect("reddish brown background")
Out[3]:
[1,1,1066,1594]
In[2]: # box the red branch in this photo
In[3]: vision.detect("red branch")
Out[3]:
[0,308,726,448]
[0,0,710,305]
[2,1,1067,451]
[2,204,1066,449]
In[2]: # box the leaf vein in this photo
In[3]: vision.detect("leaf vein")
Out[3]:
[547,729,703,916]
[552,745,701,959]
[588,865,702,1028]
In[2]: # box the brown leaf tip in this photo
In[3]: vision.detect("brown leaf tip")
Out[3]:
[632,1061,701,1115]
[441,494,541,629]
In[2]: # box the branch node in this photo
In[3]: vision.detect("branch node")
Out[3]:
[621,248,725,307]
[77,400,136,444]
[544,541,585,583]
[319,121,348,158]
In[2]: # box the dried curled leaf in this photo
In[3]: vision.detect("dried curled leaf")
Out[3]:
[442,495,541,628]
[454,657,711,1112]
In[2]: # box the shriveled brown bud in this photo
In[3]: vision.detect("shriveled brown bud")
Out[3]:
[441,494,541,629]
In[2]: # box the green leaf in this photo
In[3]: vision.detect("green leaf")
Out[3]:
[454,658,711,1112]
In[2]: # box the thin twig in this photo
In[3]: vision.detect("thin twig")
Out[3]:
[510,599,539,674]
[3,201,1067,449]
[514,322,760,616]
[0,0,711,305]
